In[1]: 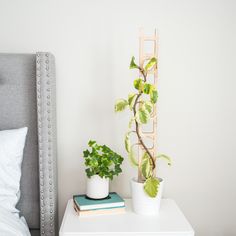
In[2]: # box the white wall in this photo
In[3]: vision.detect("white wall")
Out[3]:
[0,0,236,235]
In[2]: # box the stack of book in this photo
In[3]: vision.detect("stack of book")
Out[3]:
[73,192,125,216]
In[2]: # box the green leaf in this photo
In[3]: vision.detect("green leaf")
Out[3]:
[143,83,152,94]
[150,88,158,104]
[136,107,150,124]
[141,152,153,179]
[133,78,143,91]
[128,145,138,167]
[145,57,157,71]
[90,158,99,168]
[115,99,128,112]
[129,56,139,69]
[144,177,160,197]
[85,168,94,178]
[128,93,137,110]
[88,140,96,147]
[83,149,90,157]
[124,132,131,153]
[157,154,172,166]
[143,101,153,113]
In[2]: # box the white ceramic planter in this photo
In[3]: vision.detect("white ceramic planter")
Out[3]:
[131,177,164,215]
[86,175,109,199]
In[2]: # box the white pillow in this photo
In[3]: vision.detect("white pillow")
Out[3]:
[0,127,28,214]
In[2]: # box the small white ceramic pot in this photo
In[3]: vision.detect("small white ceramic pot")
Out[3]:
[86,175,109,199]
[131,177,164,215]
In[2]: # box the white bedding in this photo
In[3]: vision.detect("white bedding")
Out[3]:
[0,206,30,236]
[0,128,30,235]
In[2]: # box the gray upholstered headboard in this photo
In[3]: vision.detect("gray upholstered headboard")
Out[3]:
[0,53,58,236]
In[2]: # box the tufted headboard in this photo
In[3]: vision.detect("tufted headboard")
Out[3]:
[0,53,58,236]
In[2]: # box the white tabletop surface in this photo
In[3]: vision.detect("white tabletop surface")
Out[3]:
[60,199,194,236]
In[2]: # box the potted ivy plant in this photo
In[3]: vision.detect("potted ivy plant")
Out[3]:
[83,140,124,199]
[115,56,171,215]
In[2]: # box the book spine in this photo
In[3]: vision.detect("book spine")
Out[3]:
[73,203,126,216]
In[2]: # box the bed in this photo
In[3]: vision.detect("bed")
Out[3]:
[0,53,58,236]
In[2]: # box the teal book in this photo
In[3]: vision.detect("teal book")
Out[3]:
[73,192,125,211]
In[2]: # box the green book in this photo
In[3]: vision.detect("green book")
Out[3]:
[73,192,125,211]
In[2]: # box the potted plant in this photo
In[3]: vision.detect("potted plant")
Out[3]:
[83,140,124,199]
[115,56,171,215]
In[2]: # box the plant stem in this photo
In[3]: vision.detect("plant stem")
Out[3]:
[133,67,156,182]
[138,67,147,81]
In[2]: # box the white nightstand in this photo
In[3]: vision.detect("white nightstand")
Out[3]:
[60,199,194,236]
